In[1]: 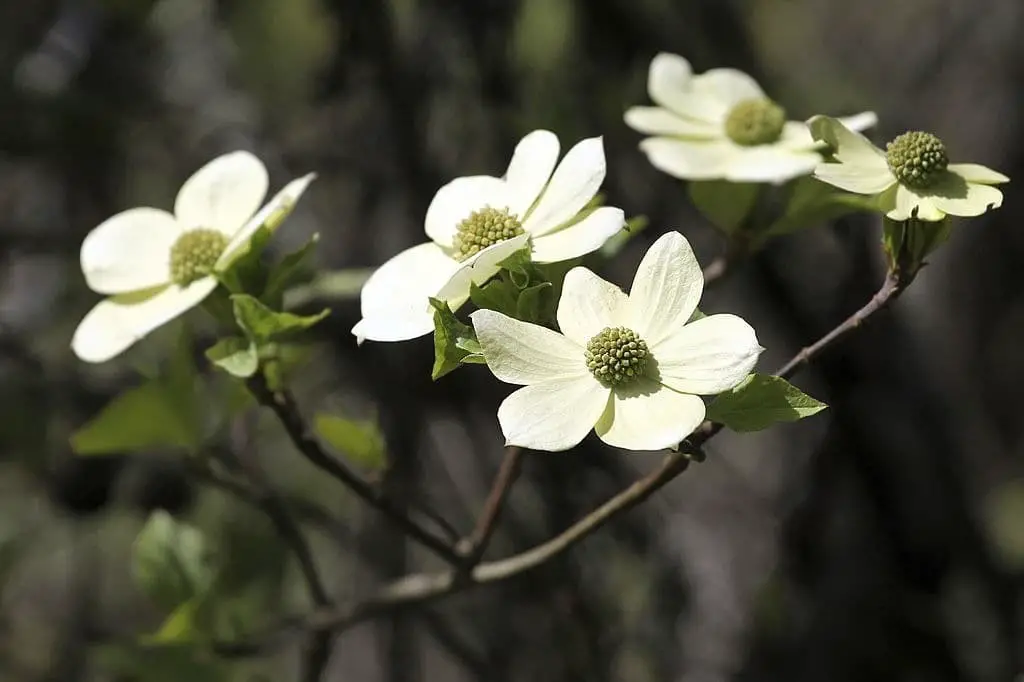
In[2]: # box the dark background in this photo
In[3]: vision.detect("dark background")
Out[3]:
[1,0,1023,680]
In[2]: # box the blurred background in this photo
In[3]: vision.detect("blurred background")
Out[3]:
[1,0,1023,680]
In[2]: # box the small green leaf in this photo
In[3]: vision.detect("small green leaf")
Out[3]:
[263,233,320,308]
[71,382,199,455]
[469,278,519,316]
[143,599,205,644]
[231,293,328,342]
[689,181,760,234]
[205,337,259,378]
[429,298,479,380]
[762,176,878,239]
[515,281,553,324]
[706,374,828,432]
[133,511,214,612]
[314,413,387,472]
[499,244,546,290]
[219,224,275,294]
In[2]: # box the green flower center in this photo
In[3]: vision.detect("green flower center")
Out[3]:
[584,326,650,388]
[452,206,524,262]
[885,131,949,189]
[724,98,786,146]
[169,228,229,287]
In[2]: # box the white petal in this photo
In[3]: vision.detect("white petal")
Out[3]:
[723,146,820,183]
[424,175,512,248]
[888,184,945,222]
[174,151,268,236]
[504,130,560,217]
[433,234,531,313]
[808,116,889,171]
[594,380,706,451]
[80,208,179,294]
[354,242,462,343]
[530,207,624,263]
[638,137,737,181]
[498,378,610,452]
[556,266,628,345]
[624,107,719,138]
[471,309,586,385]
[218,173,317,268]
[693,68,765,109]
[776,122,816,150]
[814,160,896,195]
[654,314,762,394]
[647,53,715,121]
[837,111,878,133]
[947,163,1010,185]
[625,232,703,347]
[71,280,217,363]
[523,137,606,236]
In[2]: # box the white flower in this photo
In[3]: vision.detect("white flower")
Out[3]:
[624,53,878,184]
[352,130,626,343]
[471,231,762,452]
[809,116,1009,221]
[72,151,315,363]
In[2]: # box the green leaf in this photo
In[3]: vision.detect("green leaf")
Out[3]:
[205,337,259,378]
[132,511,214,612]
[762,176,878,239]
[71,382,200,455]
[706,374,828,432]
[429,298,479,380]
[498,244,546,290]
[515,281,553,324]
[143,599,205,644]
[262,233,320,308]
[314,413,387,472]
[689,181,760,234]
[231,293,329,342]
[469,278,519,316]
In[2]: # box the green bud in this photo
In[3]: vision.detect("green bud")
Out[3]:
[452,207,524,262]
[169,229,229,286]
[724,98,786,146]
[885,131,949,189]
[584,326,650,387]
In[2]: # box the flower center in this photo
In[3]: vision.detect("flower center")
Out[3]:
[885,131,949,189]
[452,206,524,262]
[584,326,650,388]
[169,228,229,287]
[724,98,786,146]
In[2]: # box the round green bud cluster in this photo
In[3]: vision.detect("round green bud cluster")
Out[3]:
[724,98,787,146]
[169,228,229,286]
[885,131,949,189]
[452,206,524,262]
[584,326,650,387]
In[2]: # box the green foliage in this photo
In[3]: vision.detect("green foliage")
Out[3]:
[761,176,878,240]
[429,298,485,380]
[689,181,760,234]
[231,294,329,342]
[468,243,558,326]
[314,412,388,472]
[883,216,952,276]
[205,337,260,378]
[132,511,215,612]
[262,233,320,309]
[706,374,828,432]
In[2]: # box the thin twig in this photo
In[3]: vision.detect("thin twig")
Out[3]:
[455,446,524,563]
[245,373,463,565]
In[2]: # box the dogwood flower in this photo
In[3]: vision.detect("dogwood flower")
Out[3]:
[72,151,315,363]
[809,116,1008,221]
[624,52,877,184]
[352,130,625,343]
[471,231,762,452]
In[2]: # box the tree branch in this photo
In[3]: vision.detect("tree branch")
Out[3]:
[455,446,524,563]
[245,372,463,566]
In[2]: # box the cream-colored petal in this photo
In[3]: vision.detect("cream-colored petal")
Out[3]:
[433,234,531,313]
[497,378,610,452]
[693,68,765,109]
[929,177,1004,218]
[654,314,762,395]
[888,184,945,222]
[647,53,713,120]
[504,130,560,217]
[624,106,719,138]
[174,151,268,236]
[218,173,317,268]
[807,116,889,171]
[530,207,624,263]
[355,242,462,343]
[594,380,705,451]
[814,161,896,195]
[837,111,879,133]
[71,279,217,363]
[638,137,737,181]
[947,163,1010,185]
[523,136,606,236]
[80,207,179,294]
[556,266,628,345]
[424,175,512,248]
[471,309,586,385]
[781,112,878,152]
[723,146,820,183]
[625,232,703,347]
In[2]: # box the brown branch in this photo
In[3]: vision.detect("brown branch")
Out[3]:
[245,372,463,566]
[455,446,524,563]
